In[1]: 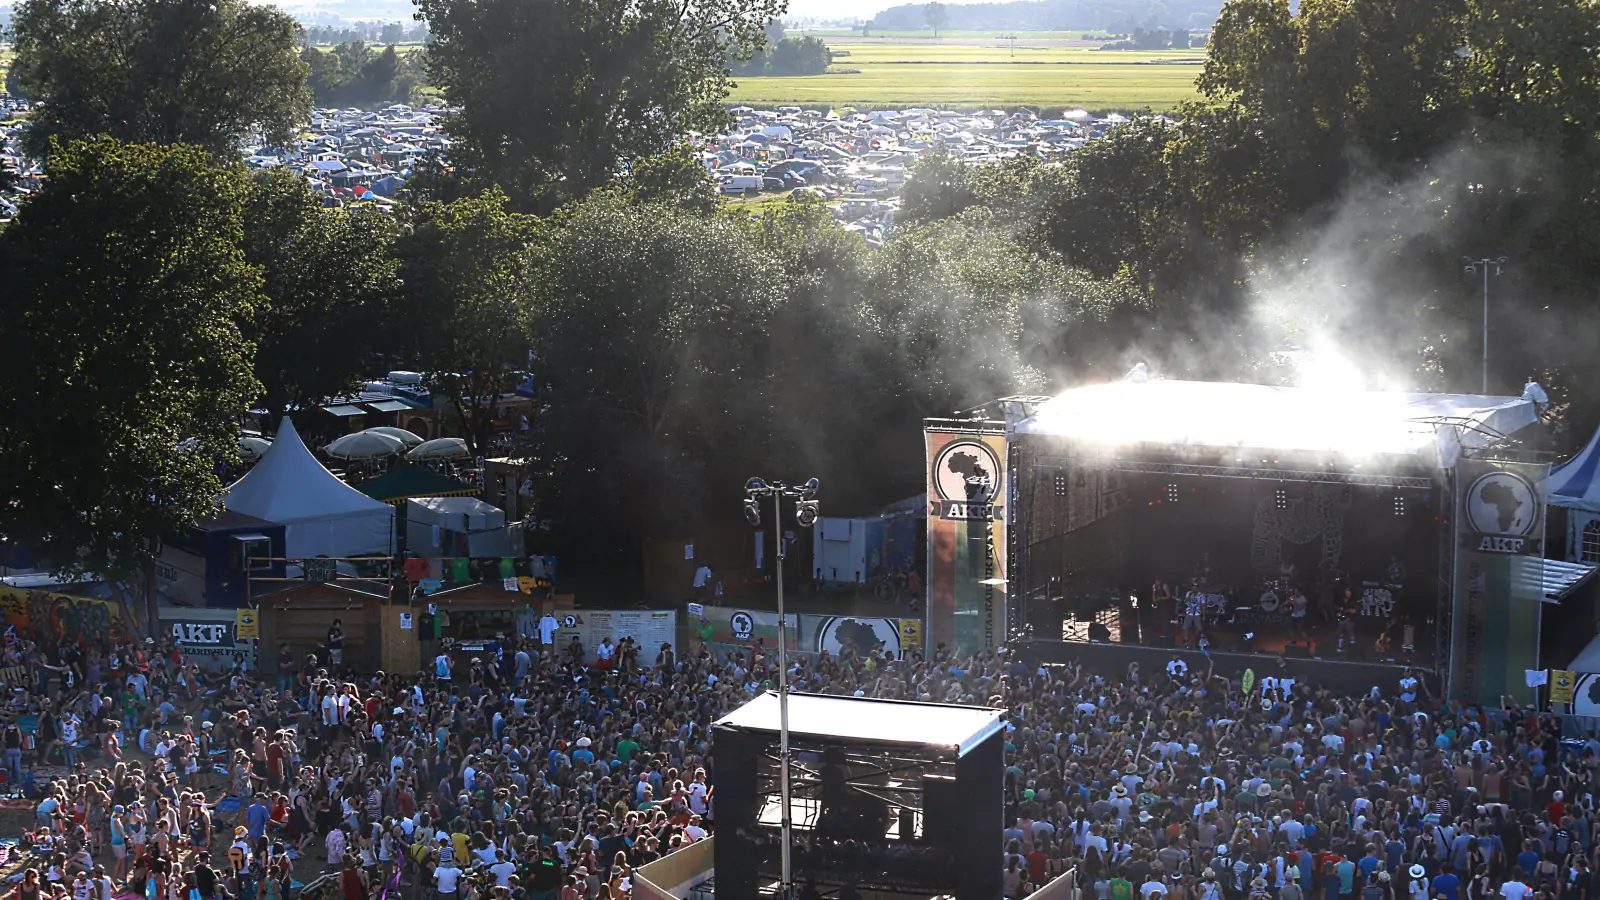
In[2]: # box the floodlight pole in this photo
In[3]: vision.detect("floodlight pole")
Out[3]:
[744,477,819,900]
[1462,256,1507,393]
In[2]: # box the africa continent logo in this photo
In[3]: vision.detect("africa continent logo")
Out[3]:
[1466,471,1538,536]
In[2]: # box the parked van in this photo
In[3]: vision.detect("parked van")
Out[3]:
[719,174,764,195]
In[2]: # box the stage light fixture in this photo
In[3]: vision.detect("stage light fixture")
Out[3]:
[1053,473,1067,497]
[1275,489,1288,510]
[795,499,820,527]
[744,498,762,526]
[1166,484,1179,502]
[1393,496,1406,516]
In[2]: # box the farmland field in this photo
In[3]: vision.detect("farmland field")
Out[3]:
[725,41,1203,111]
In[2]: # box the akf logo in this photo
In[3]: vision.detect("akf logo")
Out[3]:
[930,438,1003,521]
[729,612,754,640]
[561,614,581,628]
[1466,471,1539,536]
[932,439,1000,504]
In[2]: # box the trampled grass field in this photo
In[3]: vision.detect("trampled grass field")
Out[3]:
[726,41,1204,111]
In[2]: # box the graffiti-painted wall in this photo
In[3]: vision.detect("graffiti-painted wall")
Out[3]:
[0,587,135,645]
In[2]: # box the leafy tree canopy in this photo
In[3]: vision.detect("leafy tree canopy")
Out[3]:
[10,0,311,159]
[415,0,784,211]
[0,139,262,577]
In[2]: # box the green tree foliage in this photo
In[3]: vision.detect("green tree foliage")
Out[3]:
[0,139,261,575]
[394,192,539,456]
[526,197,785,551]
[732,36,832,76]
[900,0,1600,400]
[415,0,784,211]
[241,170,402,430]
[524,194,1132,566]
[9,0,311,159]
[923,1,948,35]
[301,43,423,108]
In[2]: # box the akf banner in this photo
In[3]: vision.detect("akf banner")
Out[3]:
[1451,458,1551,705]
[925,426,1008,654]
[1551,669,1578,704]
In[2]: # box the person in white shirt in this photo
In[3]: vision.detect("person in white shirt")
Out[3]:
[489,859,517,887]
[1142,878,1170,900]
[320,692,339,728]
[435,863,463,898]
[595,638,616,668]
[1501,879,1532,900]
[684,815,708,842]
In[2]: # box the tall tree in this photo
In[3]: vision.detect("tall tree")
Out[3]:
[923,1,948,36]
[415,0,783,210]
[0,138,262,577]
[394,191,539,456]
[10,0,311,159]
[527,197,784,556]
[241,170,402,429]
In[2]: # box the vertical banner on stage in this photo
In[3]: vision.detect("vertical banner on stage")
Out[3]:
[925,426,1008,655]
[1451,458,1550,705]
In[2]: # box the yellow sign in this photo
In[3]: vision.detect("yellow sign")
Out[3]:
[898,618,922,649]
[235,608,260,640]
[1551,669,1578,704]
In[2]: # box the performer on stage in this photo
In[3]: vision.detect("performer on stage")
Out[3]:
[1289,590,1308,640]
[1334,589,1358,653]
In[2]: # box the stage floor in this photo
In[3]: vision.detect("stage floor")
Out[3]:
[1023,637,1433,698]
[1064,609,1431,668]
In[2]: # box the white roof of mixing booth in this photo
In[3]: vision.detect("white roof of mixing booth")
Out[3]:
[1006,380,1538,468]
[714,692,1006,758]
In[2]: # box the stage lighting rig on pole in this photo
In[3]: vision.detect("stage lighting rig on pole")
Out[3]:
[1462,255,1507,393]
[742,476,819,900]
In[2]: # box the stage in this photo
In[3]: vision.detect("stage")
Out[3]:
[984,378,1551,701]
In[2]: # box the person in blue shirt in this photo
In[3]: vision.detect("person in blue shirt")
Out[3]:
[571,737,595,767]
[245,793,271,841]
[1431,863,1461,900]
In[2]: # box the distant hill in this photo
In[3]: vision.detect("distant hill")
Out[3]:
[869,0,1220,31]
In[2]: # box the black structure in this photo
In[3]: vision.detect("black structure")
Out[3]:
[713,692,1006,900]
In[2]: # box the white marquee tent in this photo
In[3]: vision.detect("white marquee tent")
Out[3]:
[1549,426,1600,562]
[224,418,395,559]
[1550,427,1600,513]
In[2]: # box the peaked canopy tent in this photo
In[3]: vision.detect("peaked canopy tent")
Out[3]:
[1550,426,1600,513]
[224,418,395,559]
[1548,426,1600,563]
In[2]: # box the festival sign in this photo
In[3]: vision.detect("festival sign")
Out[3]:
[925,426,1009,654]
[1451,458,1550,705]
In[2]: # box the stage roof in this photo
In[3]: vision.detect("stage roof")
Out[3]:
[714,692,1006,758]
[1007,380,1538,467]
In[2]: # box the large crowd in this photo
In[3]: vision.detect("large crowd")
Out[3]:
[0,621,1590,900]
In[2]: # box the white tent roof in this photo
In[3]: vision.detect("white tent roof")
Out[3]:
[225,418,394,557]
[1509,556,1598,605]
[1550,426,1600,512]
[715,692,1005,758]
[1008,379,1538,467]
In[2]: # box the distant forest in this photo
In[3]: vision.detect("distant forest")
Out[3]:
[868,0,1221,32]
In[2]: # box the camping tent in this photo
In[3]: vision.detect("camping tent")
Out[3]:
[224,418,395,559]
